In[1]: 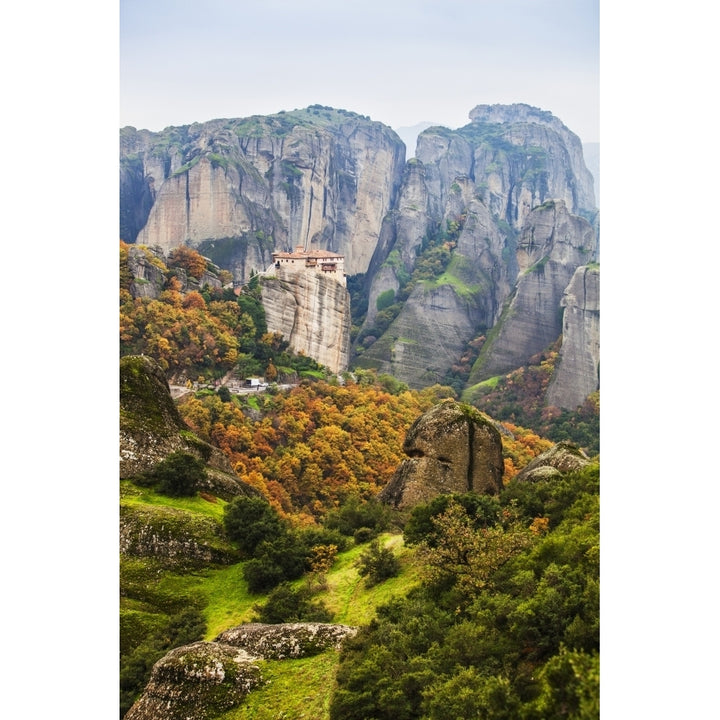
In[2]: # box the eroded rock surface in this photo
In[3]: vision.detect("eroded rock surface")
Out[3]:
[125,623,358,720]
[514,441,591,483]
[379,399,504,509]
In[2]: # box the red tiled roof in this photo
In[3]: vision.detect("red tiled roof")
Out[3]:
[272,248,344,260]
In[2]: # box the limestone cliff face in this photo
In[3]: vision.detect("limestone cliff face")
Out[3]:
[260,269,351,374]
[379,400,504,509]
[120,108,405,282]
[546,265,600,410]
[470,200,597,383]
[357,183,515,387]
[468,103,596,215]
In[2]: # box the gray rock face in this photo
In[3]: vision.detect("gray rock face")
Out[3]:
[120,109,406,281]
[359,282,486,387]
[119,355,258,499]
[470,200,597,382]
[120,104,600,404]
[514,441,591,482]
[260,268,351,374]
[125,623,358,720]
[379,400,504,509]
[546,265,600,409]
[468,103,596,213]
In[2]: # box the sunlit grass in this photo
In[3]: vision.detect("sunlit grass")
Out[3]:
[120,480,227,520]
[217,652,340,720]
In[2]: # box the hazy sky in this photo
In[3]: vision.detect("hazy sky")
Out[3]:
[120,0,599,143]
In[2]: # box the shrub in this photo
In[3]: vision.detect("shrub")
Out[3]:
[254,583,332,624]
[223,496,285,555]
[353,527,375,544]
[357,541,400,587]
[142,452,206,497]
[324,496,390,537]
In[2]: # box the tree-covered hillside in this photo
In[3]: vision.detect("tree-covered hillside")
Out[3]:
[119,240,599,718]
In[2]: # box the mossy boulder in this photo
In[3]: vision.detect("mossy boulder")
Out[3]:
[124,623,358,720]
[120,503,238,569]
[120,354,259,500]
[514,440,590,482]
[214,622,358,660]
[379,399,504,509]
[123,641,263,720]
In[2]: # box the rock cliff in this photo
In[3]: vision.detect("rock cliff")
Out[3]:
[120,354,258,500]
[546,265,600,410]
[469,199,597,382]
[379,399,504,509]
[121,103,599,407]
[260,261,351,374]
[120,108,406,282]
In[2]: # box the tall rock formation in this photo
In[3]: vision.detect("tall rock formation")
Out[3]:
[379,399,504,509]
[355,104,598,392]
[120,103,599,405]
[469,199,597,383]
[546,265,600,409]
[260,247,351,374]
[120,107,406,283]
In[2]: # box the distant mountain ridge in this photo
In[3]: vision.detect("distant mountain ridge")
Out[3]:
[120,103,599,411]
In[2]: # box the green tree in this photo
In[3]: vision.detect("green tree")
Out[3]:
[357,540,400,587]
[142,452,206,497]
[223,496,284,555]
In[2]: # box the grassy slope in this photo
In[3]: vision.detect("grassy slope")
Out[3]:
[122,482,420,719]
[209,533,419,720]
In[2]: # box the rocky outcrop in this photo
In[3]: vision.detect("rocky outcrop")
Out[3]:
[467,103,596,214]
[214,622,358,659]
[125,623,357,720]
[514,441,591,482]
[546,265,600,409]
[123,244,224,300]
[120,108,406,282]
[379,399,504,509]
[120,355,258,500]
[123,641,263,720]
[470,200,597,382]
[119,503,238,568]
[120,104,600,404]
[260,267,351,374]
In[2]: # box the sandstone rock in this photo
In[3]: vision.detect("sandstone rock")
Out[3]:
[546,265,600,410]
[468,103,596,213]
[379,399,504,509]
[260,265,351,374]
[120,109,405,281]
[470,200,597,382]
[514,441,591,483]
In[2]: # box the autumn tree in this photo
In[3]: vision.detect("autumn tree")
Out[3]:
[167,245,207,280]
